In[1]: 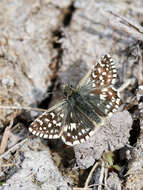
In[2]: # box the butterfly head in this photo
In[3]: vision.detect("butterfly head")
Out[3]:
[61,84,75,99]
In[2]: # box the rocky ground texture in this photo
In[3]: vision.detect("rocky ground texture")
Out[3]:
[0,0,143,190]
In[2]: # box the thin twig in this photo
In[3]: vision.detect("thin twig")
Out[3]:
[104,168,109,190]
[88,183,110,190]
[138,52,143,85]
[0,105,48,112]
[0,138,28,160]
[0,100,65,113]
[98,160,105,190]
[108,11,143,35]
[118,78,136,92]
[84,161,99,188]
[73,188,91,190]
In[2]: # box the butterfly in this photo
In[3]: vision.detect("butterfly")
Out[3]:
[29,54,121,146]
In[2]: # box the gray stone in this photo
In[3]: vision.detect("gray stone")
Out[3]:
[74,111,132,168]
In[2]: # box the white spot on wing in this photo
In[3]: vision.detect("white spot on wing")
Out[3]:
[89,130,94,137]
[35,132,40,136]
[81,129,86,134]
[102,72,106,76]
[50,129,54,133]
[49,135,53,139]
[67,133,71,137]
[80,138,85,143]
[98,67,102,73]
[70,123,76,130]
[66,141,73,146]
[50,112,55,118]
[60,113,64,118]
[48,123,52,128]
[113,74,117,78]
[53,120,57,124]
[73,140,80,145]
[106,104,111,109]
[43,134,48,138]
[92,72,97,78]
[92,83,96,87]
[64,126,68,132]
[99,76,103,80]
[53,134,59,138]
[29,128,33,132]
[85,135,90,140]
[45,118,49,123]
[56,122,62,127]
[40,133,43,137]
[32,130,37,135]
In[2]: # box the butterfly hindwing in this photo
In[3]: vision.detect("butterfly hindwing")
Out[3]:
[89,87,121,116]
[61,109,99,146]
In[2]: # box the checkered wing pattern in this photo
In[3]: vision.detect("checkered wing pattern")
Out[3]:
[61,110,101,146]
[90,54,117,88]
[87,54,121,116]
[29,101,67,139]
[61,122,95,146]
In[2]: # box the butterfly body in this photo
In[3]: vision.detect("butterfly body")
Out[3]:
[63,84,102,124]
[29,54,121,146]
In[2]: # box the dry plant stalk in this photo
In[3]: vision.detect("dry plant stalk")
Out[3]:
[0,112,17,154]
[73,188,91,190]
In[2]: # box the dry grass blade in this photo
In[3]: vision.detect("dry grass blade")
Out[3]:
[0,105,48,113]
[84,161,99,188]
[98,160,105,190]
[0,138,28,160]
[0,112,17,154]
[73,188,91,190]
[109,11,143,35]
[138,53,143,85]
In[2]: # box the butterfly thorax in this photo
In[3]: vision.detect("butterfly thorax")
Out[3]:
[62,84,105,124]
[63,85,89,112]
[63,85,79,103]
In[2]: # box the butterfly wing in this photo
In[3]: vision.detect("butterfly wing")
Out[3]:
[78,54,121,117]
[61,106,102,146]
[29,100,68,139]
[78,54,117,89]
[89,54,117,88]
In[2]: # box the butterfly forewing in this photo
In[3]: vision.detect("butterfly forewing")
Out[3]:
[81,54,121,117]
[90,54,117,88]
[29,101,67,139]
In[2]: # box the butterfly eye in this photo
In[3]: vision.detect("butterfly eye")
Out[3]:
[62,85,70,97]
